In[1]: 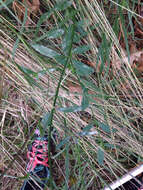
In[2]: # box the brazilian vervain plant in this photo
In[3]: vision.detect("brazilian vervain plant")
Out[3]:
[0,0,143,189]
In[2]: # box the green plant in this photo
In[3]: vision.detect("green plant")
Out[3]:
[0,0,143,189]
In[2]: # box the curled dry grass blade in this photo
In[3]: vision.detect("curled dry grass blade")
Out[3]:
[0,0,143,189]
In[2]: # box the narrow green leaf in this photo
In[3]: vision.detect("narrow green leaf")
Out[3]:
[113,16,120,36]
[58,102,89,113]
[65,143,70,190]
[81,79,100,92]
[82,123,94,132]
[24,75,41,89]
[56,136,71,150]
[15,63,42,89]
[35,29,64,42]
[62,25,75,55]
[119,8,130,63]
[128,12,134,38]
[104,143,115,149]
[98,122,111,134]
[41,112,52,129]
[55,55,67,65]
[78,130,97,136]
[35,0,72,36]
[0,0,21,23]
[72,45,90,54]
[17,66,52,80]
[73,33,81,43]
[35,11,52,36]
[17,66,37,76]
[73,60,94,76]
[81,87,89,110]
[58,105,83,113]
[12,7,28,57]
[78,123,96,136]
[0,0,13,10]
[55,0,73,11]
[76,21,88,37]
[97,147,104,166]
[98,122,117,134]
[97,33,111,76]
[31,44,60,58]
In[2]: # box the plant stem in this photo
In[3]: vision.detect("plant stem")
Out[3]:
[48,23,75,189]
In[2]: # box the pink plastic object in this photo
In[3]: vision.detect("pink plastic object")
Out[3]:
[26,139,49,172]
